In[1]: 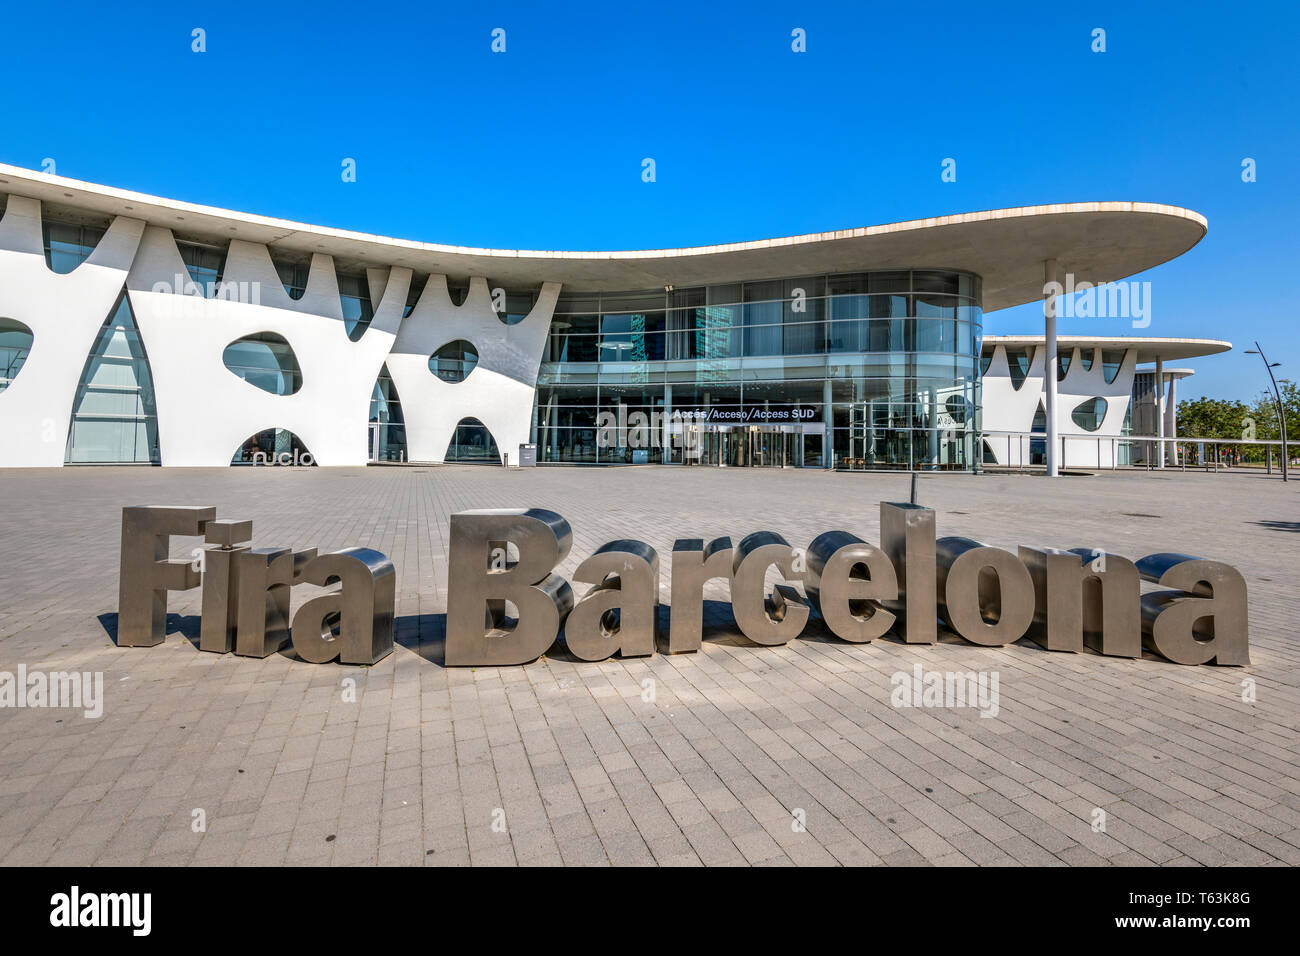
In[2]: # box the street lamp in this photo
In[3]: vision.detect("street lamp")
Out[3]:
[1245,342,1288,482]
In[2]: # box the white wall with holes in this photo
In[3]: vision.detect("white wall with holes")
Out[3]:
[0,192,561,467]
[980,343,1138,468]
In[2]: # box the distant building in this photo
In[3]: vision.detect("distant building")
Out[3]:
[980,336,1228,468]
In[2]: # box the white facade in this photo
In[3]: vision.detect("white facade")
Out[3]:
[979,336,1229,468]
[0,198,560,467]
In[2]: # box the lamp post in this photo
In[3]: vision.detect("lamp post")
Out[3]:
[1245,342,1288,482]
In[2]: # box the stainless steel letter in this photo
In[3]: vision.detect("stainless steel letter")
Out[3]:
[445,509,574,666]
[234,547,317,658]
[199,519,254,654]
[1018,546,1140,656]
[730,531,809,646]
[1137,553,1250,665]
[565,540,659,661]
[290,548,396,665]
[880,502,937,644]
[118,505,216,647]
[805,531,898,643]
[667,537,732,653]
[936,537,1034,646]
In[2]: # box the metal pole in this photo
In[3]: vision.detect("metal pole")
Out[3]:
[1251,341,1288,481]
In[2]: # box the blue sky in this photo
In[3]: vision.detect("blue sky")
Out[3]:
[1,0,1294,401]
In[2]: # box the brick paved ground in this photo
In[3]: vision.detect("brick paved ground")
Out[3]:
[0,464,1296,866]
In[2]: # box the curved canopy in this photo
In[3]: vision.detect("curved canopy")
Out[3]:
[0,164,1206,311]
[982,335,1231,362]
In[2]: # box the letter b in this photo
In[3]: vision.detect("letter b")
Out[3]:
[445,509,575,665]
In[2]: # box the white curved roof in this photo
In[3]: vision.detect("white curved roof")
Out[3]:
[982,335,1231,362]
[0,163,1207,311]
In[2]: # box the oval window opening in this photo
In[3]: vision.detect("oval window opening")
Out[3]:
[0,318,34,392]
[223,333,302,395]
[1071,397,1108,432]
[944,395,971,425]
[429,340,478,383]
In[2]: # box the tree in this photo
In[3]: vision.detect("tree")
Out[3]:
[1177,396,1249,440]
[1247,379,1298,442]
[1176,395,1253,464]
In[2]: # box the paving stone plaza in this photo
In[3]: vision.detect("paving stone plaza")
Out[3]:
[0,464,1296,867]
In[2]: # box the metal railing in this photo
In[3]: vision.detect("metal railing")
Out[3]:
[980,431,1294,475]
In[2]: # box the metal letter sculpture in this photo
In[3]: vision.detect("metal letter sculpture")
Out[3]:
[235,547,318,658]
[880,502,937,644]
[445,509,575,666]
[1136,553,1250,665]
[804,531,898,643]
[936,537,1035,646]
[1019,547,1140,656]
[290,548,396,665]
[667,537,733,653]
[118,505,216,646]
[565,540,659,661]
[199,519,254,653]
[117,504,1251,669]
[730,531,809,646]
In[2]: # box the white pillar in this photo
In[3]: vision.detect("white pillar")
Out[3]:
[928,387,939,466]
[1043,259,1059,476]
[662,382,673,464]
[1155,356,1165,468]
[1166,374,1178,465]
[822,377,833,469]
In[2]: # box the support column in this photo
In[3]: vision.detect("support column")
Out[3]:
[928,386,939,467]
[1155,356,1165,468]
[823,377,833,469]
[1166,374,1178,465]
[1043,259,1059,476]
[662,382,673,464]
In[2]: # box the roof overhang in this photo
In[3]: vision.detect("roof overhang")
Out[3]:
[0,164,1207,311]
[982,335,1231,363]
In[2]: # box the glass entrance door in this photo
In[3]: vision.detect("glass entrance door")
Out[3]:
[749,427,799,467]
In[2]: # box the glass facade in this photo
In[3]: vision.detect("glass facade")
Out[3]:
[232,428,314,465]
[533,270,982,469]
[65,293,160,464]
[369,364,407,461]
[273,258,374,340]
[446,418,500,463]
[43,222,105,274]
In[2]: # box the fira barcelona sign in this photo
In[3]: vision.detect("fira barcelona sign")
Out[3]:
[116,503,1249,668]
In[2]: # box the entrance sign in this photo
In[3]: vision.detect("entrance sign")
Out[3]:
[116,502,1250,669]
[443,503,1249,668]
[117,506,394,664]
[671,405,819,424]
